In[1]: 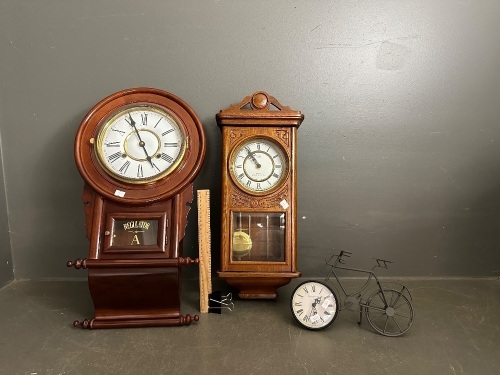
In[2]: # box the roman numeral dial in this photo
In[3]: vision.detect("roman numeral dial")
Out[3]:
[95,105,186,184]
[230,137,288,194]
[291,281,339,330]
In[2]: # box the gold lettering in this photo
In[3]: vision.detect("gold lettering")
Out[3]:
[131,234,141,245]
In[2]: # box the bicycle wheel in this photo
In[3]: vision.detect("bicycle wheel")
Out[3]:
[365,288,414,337]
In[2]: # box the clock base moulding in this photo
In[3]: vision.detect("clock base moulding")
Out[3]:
[67,263,199,329]
[217,271,301,299]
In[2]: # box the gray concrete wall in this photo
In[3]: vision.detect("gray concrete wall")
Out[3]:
[0,138,13,287]
[0,1,499,279]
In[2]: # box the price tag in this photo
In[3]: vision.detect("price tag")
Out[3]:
[322,298,332,309]
[280,199,289,210]
[114,189,126,197]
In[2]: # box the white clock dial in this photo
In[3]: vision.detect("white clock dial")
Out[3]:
[291,281,339,330]
[95,105,186,183]
[230,138,288,194]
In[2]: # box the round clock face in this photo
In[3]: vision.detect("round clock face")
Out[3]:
[290,281,339,330]
[230,137,288,194]
[95,105,186,184]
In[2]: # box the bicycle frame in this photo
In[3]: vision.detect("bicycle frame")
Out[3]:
[324,252,392,310]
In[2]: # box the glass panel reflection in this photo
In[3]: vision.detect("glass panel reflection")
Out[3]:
[112,219,159,247]
[232,212,285,262]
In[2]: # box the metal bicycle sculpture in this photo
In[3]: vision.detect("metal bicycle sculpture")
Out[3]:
[290,251,414,336]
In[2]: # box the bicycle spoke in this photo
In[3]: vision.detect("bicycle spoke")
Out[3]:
[391,316,403,333]
[370,311,386,322]
[393,311,412,321]
[383,315,389,334]
[391,291,402,308]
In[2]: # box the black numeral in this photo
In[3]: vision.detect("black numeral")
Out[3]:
[296,309,304,316]
[161,153,174,163]
[119,160,130,174]
[137,165,143,178]
[164,142,179,147]
[108,152,121,163]
[106,141,120,147]
[141,113,148,126]
[111,127,125,135]
[162,129,174,136]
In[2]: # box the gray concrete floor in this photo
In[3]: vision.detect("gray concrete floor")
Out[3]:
[0,278,499,375]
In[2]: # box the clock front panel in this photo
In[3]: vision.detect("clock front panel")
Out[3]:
[220,126,297,273]
[95,201,173,260]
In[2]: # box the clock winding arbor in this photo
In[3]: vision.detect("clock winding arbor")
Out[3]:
[217,92,304,299]
[69,87,206,328]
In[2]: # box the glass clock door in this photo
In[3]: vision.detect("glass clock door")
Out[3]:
[231,212,285,262]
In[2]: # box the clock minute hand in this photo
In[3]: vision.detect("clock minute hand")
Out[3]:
[127,113,154,168]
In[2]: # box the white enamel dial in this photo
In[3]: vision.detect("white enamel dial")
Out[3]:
[95,105,186,183]
[291,281,339,330]
[230,137,288,194]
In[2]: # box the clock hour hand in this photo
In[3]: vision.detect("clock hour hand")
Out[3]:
[127,113,154,168]
[245,148,261,168]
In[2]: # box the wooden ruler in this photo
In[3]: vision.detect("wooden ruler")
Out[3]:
[197,189,212,313]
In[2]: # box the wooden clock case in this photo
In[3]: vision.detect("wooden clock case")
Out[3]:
[217,92,304,299]
[69,88,206,328]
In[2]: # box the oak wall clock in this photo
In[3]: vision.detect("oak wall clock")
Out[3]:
[68,87,206,328]
[217,91,304,299]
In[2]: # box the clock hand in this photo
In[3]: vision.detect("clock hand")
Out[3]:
[127,113,154,168]
[245,148,261,168]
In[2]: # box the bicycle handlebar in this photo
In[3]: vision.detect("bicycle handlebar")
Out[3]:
[337,250,352,264]
[372,258,393,269]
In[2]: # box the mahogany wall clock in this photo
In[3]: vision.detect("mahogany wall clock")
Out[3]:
[68,87,206,328]
[217,91,304,299]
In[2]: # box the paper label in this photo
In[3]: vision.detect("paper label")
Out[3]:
[280,199,289,210]
[114,189,126,197]
[322,299,332,309]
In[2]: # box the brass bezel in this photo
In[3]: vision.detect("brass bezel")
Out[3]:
[229,136,289,196]
[95,104,187,184]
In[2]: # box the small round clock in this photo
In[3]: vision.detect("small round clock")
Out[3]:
[290,281,339,330]
[229,137,289,194]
